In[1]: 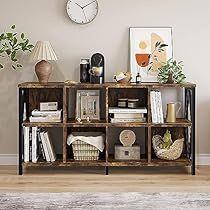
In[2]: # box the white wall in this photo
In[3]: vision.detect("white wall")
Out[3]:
[0,0,209,157]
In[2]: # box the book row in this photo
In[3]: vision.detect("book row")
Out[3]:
[23,127,56,163]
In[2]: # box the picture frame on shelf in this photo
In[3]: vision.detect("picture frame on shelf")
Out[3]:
[130,27,173,83]
[76,90,100,120]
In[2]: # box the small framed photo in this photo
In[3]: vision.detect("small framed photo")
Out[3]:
[76,90,100,120]
[130,27,173,82]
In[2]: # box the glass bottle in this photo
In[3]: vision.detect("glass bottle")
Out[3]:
[136,73,141,84]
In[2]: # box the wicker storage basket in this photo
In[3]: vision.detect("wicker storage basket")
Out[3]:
[152,135,184,160]
[72,140,99,161]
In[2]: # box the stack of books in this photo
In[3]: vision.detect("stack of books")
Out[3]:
[150,90,164,123]
[24,127,56,163]
[29,109,62,123]
[109,107,147,123]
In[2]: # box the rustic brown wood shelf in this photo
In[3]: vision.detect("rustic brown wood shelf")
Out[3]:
[108,122,148,127]
[24,160,106,167]
[66,120,107,127]
[150,158,191,166]
[18,82,196,175]
[108,159,148,167]
[150,119,192,127]
[22,120,64,127]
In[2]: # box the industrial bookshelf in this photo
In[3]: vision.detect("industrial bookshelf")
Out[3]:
[18,82,196,175]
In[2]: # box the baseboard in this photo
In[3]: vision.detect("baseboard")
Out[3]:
[0,154,18,165]
[0,154,209,165]
[196,154,210,165]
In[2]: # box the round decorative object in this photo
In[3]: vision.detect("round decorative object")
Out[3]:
[66,0,99,24]
[119,130,136,147]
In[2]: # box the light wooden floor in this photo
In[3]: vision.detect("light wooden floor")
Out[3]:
[0,166,209,192]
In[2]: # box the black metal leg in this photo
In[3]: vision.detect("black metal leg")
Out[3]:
[19,88,24,175]
[190,87,196,175]
[184,89,190,159]
[105,166,109,175]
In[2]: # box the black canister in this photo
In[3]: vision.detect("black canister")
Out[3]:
[80,59,90,83]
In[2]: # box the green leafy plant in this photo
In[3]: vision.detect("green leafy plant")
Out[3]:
[157,58,186,84]
[0,25,33,70]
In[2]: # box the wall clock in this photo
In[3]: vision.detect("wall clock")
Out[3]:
[67,0,99,24]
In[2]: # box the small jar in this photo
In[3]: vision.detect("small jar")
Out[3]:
[118,98,128,108]
[128,99,139,108]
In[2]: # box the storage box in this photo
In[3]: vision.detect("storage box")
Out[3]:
[40,102,58,111]
[114,145,140,160]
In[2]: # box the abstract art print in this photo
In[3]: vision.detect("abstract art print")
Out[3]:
[130,27,173,82]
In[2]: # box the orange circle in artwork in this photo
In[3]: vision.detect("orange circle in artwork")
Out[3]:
[139,41,147,49]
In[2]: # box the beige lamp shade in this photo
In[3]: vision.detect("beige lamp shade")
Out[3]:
[30,41,57,61]
[30,41,57,83]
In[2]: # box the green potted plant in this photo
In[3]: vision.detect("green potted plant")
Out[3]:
[157,58,186,84]
[0,25,33,70]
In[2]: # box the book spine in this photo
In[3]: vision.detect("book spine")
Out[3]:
[155,91,160,123]
[109,108,147,114]
[29,116,61,123]
[151,91,157,123]
[111,118,146,123]
[158,91,164,123]
[32,127,38,163]
[40,132,51,162]
[113,113,144,119]
[24,127,29,162]
[44,132,56,162]
[37,130,46,161]
[29,128,32,162]
[31,110,62,116]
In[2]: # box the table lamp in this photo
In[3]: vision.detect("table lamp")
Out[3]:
[30,41,57,83]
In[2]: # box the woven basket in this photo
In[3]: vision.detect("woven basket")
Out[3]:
[72,140,99,161]
[152,135,184,160]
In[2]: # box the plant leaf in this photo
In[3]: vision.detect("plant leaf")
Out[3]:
[6,49,11,55]
[16,64,22,68]
[21,33,25,39]
[159,44,168,48]
[27,44,34,49]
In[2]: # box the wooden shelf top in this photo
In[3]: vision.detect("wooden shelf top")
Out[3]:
[67,120,107,127]
[18,82,64,88]
[22,121,63,127]
[150,119,192,127]
[108,157,191,167]
[23,160,106,167]
[150,158,191,166]
[22,119,191,128]
[18,82,196,89]
[108,122,148,127]
[25,158,191,167]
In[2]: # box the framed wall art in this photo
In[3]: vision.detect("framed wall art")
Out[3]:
[76,90,100,120]
[130,27,173,82]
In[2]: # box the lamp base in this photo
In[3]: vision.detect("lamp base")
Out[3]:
[35,60,52,83]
